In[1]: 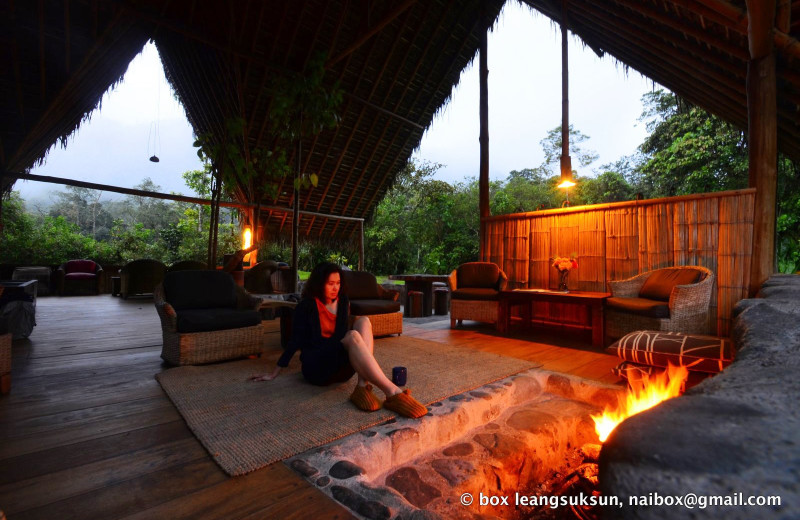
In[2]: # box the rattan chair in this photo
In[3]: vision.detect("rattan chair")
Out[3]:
[119,259,167,299]
[154,270,264,365]
[167,260,207,272]
[244,260,280,294]
[341,270,403,336]
[605,265,715,341]
[448,262,508,329]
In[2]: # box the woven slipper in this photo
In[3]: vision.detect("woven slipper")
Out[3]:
[350,383,382,412]
[384,389,428,418]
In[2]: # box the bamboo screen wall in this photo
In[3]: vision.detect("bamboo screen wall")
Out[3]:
[482,189,755,337]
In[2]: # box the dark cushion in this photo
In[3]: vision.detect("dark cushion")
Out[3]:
[457,263,500,289]
[350,299,401,315]
[607,330,735,374]
[342,271,381,300]
[606,297,670,318]
[168,260,207,272]
[176,308,262,333]
[65,260,96,274]
[164,270,238,311]
[64,272,97,280]
[639,268,702,301]
[451,288,500,301]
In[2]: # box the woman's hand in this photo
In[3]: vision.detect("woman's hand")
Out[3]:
[250,365,281,382]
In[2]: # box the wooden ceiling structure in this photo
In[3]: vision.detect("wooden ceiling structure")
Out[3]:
[1,0,798,283]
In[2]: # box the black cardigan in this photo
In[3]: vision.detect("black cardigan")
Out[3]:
[277,295,350,368]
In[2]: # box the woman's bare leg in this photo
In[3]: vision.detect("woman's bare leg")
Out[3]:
[342,319,400,398]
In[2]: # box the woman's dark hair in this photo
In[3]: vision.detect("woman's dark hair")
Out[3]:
[302,262,345,300]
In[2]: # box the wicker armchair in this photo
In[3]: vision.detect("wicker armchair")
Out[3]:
[119,259,167,299]
[448,262,508,329]
[605,266,715,341]
[55,259,103,296]
[341,270,403,337]
[244,260,280,294]
[154,270,264,365]
[167,260,207,272]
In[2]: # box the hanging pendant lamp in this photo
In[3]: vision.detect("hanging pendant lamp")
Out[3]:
[558,0,575,191]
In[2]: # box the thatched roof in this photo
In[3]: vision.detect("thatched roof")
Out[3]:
[522,0,800,162]
[2,0,799,241]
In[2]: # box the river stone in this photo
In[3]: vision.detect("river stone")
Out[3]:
[469,390,492,400]
[430,458,476,486]
[473,432,527,460]
[316,476,331,487]
[506,409,559,434]
[330,485,391,520]
[386,467,442,508]
[289,459,318,477]
[546,373,575,398]
[442,442,474,456]
[329,460,364,479]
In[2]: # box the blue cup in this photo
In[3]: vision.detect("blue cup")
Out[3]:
[392,366,407,386]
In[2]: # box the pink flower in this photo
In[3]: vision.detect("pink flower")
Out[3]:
[552,255,578,272]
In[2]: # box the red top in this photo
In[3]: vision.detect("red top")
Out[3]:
[315,298,337,338]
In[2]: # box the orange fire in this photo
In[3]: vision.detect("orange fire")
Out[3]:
[592,364,689,443]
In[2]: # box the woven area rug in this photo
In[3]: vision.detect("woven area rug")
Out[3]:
[156,336,536,476]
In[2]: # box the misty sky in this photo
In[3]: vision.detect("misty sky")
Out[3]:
[18,2,659,205]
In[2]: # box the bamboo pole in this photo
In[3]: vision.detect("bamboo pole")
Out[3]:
[478,0,490,258]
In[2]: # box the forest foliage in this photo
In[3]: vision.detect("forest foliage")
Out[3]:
[2,90,798,273]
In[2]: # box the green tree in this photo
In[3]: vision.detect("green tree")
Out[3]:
[637,90,748,197]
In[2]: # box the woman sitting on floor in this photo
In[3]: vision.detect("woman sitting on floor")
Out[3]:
[250,262,427,419]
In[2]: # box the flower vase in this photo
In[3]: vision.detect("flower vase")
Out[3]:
[558,269,569,292]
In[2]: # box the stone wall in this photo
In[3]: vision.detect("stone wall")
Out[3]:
[600,274,800,519]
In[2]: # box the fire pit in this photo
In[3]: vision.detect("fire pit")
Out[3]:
[599,275,799,519]
[286,369,625,520]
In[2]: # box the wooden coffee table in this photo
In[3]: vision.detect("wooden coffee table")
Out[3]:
[498,289,611,348]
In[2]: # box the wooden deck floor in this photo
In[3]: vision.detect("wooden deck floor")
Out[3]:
[0,295,621,520]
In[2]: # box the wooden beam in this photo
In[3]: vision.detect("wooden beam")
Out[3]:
[776,0,791,33]
[746,0,778,295]
[6,171,362,223]
[479,0,490,258]
[746,0,777,58]
[327,0,417,67]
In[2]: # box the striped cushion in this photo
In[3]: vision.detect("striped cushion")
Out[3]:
[606,330,735,374]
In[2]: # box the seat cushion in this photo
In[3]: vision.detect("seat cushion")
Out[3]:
[164,270,238,311]
[639,268,703,301]
[65,260,96,274]
[176,308,262,333]
[457,263,500,289]
[450,288,500,301]
[607,330,735,373]
[350,299,401,315]
[64,272,97,280]
[342,271,381,300]
[606,297,670,318]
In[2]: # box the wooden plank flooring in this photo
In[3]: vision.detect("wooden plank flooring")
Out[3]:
[0,295,621,519]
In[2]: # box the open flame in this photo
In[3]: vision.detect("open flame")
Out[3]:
[592,364,689,443]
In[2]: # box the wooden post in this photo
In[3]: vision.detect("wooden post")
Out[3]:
[292,141,300,293]
[478,0,490,259]
[746,0,778,296]
[358,220,365,271]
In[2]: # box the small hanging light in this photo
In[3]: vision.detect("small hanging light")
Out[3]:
[149,155,160,163]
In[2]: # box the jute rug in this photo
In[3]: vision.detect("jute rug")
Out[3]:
[156,336,536,476]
